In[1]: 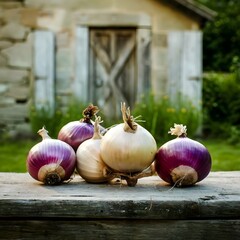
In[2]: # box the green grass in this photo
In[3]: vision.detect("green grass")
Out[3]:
[0,138,239,173]
[0,139,38,172]
[202,139,240,171]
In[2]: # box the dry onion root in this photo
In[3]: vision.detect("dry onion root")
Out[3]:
[100,102,157,186]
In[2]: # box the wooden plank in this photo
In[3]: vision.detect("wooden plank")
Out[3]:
[167,31,202,108]
[74,26,89,103]
[0,219,239,240]
[75,12,151,27]
[0,172,239,220]
[89,29,136,118]
[182,31,202,108]
[136,28,151,102]
[34,31,55,114]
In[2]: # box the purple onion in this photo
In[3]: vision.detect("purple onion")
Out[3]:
[155,124,212,187]
[27,127,76,185]
[58,104,99,151]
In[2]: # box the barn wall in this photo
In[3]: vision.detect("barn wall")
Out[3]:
[0,0,202,137]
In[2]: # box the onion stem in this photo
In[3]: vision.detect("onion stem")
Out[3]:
[37,126,51,140]
[168,123,187,137]
[92,116,102,140]
[121,102,137,133]
[81,104,99,124]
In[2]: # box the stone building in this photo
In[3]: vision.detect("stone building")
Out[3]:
[0,0,215,136]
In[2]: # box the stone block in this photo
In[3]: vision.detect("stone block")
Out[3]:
[6,84,29,101]
[0,96,15,107]
[20,8,40,28]
[0,103,28,124]
[0,54,7,66]
[1,8,22,23]
[37,9,67,32]
[0,1,23,9]
[0,83,8,94]
[0,22,30,40]
[0,40,13,49]
[25,0,114,10]
[0,67,29,83]
[1,33,33,68]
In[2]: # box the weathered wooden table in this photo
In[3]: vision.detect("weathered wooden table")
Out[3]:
[0,172,239,240]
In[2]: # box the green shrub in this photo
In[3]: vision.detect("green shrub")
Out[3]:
[132,92,201,145]
[29,99,88,139]
[202,71,240,140]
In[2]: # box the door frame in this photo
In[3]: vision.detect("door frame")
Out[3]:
[73,11,152,104]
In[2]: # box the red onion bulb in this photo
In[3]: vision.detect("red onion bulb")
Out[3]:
[27,127,76,185]
[155,124,212,187]
[58,104,99,151]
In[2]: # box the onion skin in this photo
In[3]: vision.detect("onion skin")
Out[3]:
[58,121,94,151]
[100,103,157,177]
[101,122,157,173]
[76,117,113,183]
[27,128,76,185]
[76,138,111,183]
[155,136,212,186]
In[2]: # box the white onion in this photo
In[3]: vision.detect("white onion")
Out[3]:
[100,103,157,186]
[76,117,113,183]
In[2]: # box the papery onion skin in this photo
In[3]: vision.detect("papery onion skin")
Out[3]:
[76,139,111,183]
[76,116,112,183]
[100,122,157,173]
[27,129,76,185]
[155,136,212,186]
[58,121,94,151]
[58,104,99,151]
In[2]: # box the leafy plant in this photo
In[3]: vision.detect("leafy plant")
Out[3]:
[202,72,240,139]
[29,98,88,139]
[132,92,201,145]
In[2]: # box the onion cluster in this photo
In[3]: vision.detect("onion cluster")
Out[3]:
[26,103,212,188]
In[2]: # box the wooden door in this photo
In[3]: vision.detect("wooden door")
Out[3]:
[89,28,136,118]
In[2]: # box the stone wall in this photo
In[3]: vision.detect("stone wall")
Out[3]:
[0,0,203,139]
[0,1,32,138]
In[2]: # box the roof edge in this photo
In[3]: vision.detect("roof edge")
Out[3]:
[173,0,217,21]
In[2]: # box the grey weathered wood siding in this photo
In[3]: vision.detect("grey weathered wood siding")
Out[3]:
[167,31,202,108]
[34,31,55,114]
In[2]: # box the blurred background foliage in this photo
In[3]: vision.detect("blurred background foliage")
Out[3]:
[196,0,240,72]
[1,0,240,172]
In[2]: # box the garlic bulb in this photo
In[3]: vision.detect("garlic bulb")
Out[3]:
[76,117,113,183]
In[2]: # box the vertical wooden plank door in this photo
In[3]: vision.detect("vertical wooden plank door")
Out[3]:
[89,28,136,119]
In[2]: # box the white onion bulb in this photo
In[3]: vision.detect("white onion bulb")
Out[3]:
[100,103,157,186]
[76,117,113,183]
